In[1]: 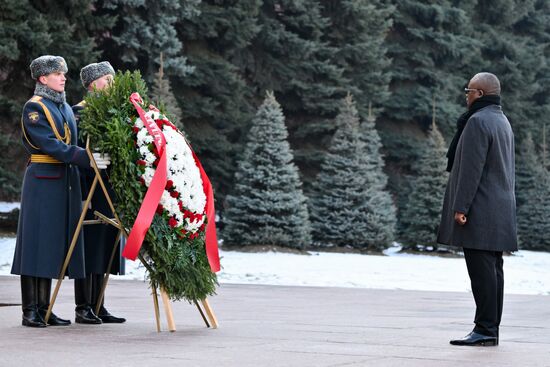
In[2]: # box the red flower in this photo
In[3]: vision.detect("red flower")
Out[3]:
[168,217,178,228]
[199,223,206,232]
[132,126,140,133]
[153,158,159,167]
[189,232,198,240]
[156,204,164,215]
[138,177,145,186]
[183,210,192,219]
[178,201,183,211]
[170,191,179,198]
[165,180,174,190]
[136,159,146,166]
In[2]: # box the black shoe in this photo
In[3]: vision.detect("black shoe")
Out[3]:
[75,305,102,324]
[22,307,47,328]
[98,306,126,323]
[38,308,71,326]
[450,331,498,346]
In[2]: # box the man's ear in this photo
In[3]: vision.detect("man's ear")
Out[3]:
[38,75,48,85]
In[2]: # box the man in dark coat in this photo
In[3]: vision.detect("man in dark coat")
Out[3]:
[11,55,110,328]
[72,61,126,324]
[438,72,517,346]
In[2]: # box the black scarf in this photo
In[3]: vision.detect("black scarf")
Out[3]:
[445,95,501,172]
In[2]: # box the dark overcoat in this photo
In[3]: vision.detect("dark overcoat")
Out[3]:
[437,105,517,251]
[11,95,90,279]
[73,102,125,275]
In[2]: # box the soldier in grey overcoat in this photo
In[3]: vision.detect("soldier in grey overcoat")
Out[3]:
[11,56,110,327]
[71,61,126,324]
[438,72,517,346]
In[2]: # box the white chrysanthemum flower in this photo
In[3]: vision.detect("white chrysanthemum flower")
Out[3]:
[135,111,207,234]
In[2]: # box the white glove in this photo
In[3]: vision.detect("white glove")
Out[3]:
[92,153,111,170]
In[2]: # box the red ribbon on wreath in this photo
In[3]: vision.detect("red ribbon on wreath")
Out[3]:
[158,119,220,272]
[122,93,167,260]
[191,150,220,272]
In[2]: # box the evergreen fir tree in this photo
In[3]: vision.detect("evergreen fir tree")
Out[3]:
[470,0,541,141]
[361,103,391,190]
[310,95,396,249]
[321,0,393,115]
[516,133,550,251]
[100,0,199,80]
[385,0,478,136]
[223,92,311,249]
[399,103,448,251]
[150,53,184,129]
[175,0,261,208]
[309,94,370,248]
[246,0,345,115]
[360,104,397,248]
[542,123,550,172]
[243,0,348,191]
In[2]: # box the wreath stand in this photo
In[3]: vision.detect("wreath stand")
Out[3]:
[44,138,219,332]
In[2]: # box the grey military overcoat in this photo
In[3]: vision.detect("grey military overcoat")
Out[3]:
[11,95,90,279]
[437,105,517,252]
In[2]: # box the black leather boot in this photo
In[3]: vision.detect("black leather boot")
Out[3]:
[74,276,102,324]
[37,277,71,326]
[93,274,125,323]
[20,275,46,327]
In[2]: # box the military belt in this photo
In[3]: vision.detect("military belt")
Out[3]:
[30,154,62,164]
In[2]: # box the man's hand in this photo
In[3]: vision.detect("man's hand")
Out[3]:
[454,212,467,226]
[92,153,111,170]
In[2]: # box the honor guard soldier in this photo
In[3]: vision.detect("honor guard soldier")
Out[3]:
[11,55,111,327]
[72,61,126,324]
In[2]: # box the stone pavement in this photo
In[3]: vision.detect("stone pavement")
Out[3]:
[0,275,549,367]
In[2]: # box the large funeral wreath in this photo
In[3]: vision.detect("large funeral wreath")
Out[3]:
[79,71,218,302]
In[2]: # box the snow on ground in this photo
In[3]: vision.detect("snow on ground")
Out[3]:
[0,202,20,212]
[1,236,548,295]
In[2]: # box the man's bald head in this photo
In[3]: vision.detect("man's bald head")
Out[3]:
[469,72,501,96]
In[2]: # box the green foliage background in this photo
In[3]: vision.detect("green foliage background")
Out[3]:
[2,0,550,251]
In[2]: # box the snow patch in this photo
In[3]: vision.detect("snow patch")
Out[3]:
[1,237,548,295]
[0,202,20,212]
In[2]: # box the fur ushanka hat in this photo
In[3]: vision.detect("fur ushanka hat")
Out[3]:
[80,61,115,88]
[30,55,68,80]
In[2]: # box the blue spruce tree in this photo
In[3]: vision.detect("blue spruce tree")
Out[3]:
[223,92,311,249]
[310,95,395,249]
[399,103,448,251]
[359,104,397,249]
